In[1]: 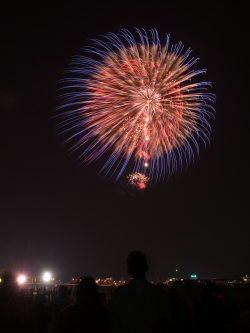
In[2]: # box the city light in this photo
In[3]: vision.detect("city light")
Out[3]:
[43,272,51,282]
[17,275,26,284]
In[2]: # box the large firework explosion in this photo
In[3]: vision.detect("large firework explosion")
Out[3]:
[57,28,215,189]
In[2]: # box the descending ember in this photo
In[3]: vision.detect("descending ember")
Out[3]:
[58,28,215,184]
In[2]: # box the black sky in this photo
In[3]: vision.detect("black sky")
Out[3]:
[0,2,249,281]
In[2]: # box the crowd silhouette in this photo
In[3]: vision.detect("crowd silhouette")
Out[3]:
[0,251,239,332]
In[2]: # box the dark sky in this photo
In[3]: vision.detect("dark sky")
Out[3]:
[0,2,249,281]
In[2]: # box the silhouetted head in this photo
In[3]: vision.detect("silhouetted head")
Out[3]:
[34,293,47,305]
[201,282,223,303]
[127,251,148,278]
[0,270,18,300]
[76,276,99,302]
[58,285,68,297]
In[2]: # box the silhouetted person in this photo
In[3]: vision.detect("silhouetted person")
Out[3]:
[31,293,50,333]
[166,287,190,333]
[192,282,239,333]
[109,251,172,333]
[0,270,39,332]
[49,285,70,332]
[100,292,108,306]
[51,288,58,301]
[57,276,109,333]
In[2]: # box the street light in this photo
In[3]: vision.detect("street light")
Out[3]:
[17,275,26,284]
[43,272,51,282]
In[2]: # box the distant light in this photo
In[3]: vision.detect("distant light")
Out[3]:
[43,272,51,282]
[17,275,26,284]
[191,274,197,278]
[144,163,148,167]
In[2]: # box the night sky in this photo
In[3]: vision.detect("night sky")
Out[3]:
[1,2,248,282]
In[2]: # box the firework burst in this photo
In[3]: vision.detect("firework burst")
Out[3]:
[127,173,149,190]
[57,28,215,187]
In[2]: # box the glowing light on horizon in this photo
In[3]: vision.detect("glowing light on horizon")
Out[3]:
[43,272,51,282]
[17,275,26,284]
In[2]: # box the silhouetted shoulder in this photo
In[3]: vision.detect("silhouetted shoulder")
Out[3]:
[113,279,167,296]
[110,279,171,333]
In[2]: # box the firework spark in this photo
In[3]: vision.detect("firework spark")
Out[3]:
[57,28,215,186]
